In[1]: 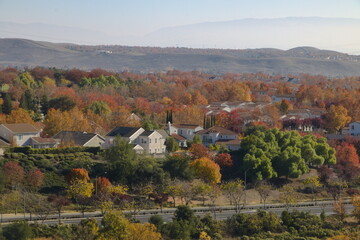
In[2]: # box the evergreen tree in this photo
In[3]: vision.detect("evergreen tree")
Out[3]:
[2,93,12,114]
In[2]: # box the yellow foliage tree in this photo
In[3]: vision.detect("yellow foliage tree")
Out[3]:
[126,223,162,240]
[190,157,221,184]
[67,179,94,199]
[324,105,351,133]
[6,108,35,124]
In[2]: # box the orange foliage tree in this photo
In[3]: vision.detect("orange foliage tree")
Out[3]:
[6,108,35,124]
[66,168,90,183]
[190,157,221,184]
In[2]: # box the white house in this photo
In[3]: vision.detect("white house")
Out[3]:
[167,123,203,140]
[349,122,360,136]
[0,123,40,146]
[196,126,238,148]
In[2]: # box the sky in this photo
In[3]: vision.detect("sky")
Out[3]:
[0,0,360,53]
[1,0,359,36]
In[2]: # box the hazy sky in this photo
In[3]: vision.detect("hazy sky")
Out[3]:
[1,0,360,36]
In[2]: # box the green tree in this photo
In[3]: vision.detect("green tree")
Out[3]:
[97,211,129,240]
[163,154,194,181]
[2,93,12,114]
[48,95,76,111]
[86,101,111,116]
[221,179,245,212]
[165,137,179,152]
[19,90,35,111]
[104,137,139,184]
[2,221,33,240]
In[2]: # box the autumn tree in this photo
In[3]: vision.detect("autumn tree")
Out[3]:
[26,169,44,192]
[279,185,297,210]
[303,176,322,204]
[6,108,35,124]
[324,105,351,133]
[47,195,70,223]
[190,157,221,184]
[2,161,25,189]
[189,144,210,159]
[127,223,162,240]
[214,153,234,167]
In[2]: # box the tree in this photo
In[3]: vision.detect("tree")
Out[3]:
[66,168,90,183]
[335,142,360,168]
[165,180,182,207]
[19,89,35,111]
[47,195,70,223]
[221,179,245,212]
[6,108,35,124]
[2,221,33,240]
[97,211,130,240]
[190,157,221,184]
[303,176,322,204]
[85,101,111,117]
[26,169,44,192]
[127,223,162,240]
[324,105,351,133]
[2,161,25,189]
[279,185,297,210]
[333,200,346,222]
[165,137,179,152]
[189,144,210,159]
[163,154,194,181]
[104,137,138,184]
[191,180,211,206]
[352,195,360,223]
[2,93,13,114]
[214,153,233,167]
[255,182,272,208]
[48,95,76,111]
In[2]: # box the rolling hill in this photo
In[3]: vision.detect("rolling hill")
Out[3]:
[1,38,360,76]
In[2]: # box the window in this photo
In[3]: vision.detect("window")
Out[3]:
[352,125,355,130]
[188,130,190,134]
[180,130,183,134]
[149,139,152,143]
[155,138,157,143]
[17,135,23,140]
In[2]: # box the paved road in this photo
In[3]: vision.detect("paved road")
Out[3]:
[0,200,354,225]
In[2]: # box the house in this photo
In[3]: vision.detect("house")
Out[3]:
[53,131,105,147]
[104,127,145,148]
[0,138,10,155]
[0,123,40,146]
[215,139,241,151]
[271,94,296,102]
[196,126,238,148]
[104,127,167,154]
[29,137,58,149]
[171,133,187,147]
[167,123,203,140]
[138,130,166,154]
[349,122,360,136]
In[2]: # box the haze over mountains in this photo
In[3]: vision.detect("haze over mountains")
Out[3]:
[1,38,360,76]
[1,17,360,54]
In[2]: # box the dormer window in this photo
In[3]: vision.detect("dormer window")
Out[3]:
[17,135,23,140]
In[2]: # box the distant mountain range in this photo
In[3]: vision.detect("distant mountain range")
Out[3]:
[1,38,360,76]
[1,17,360,54]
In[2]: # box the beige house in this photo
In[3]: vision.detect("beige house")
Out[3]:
[103,127,145,148]
[53,131,105,147]
[0,123,40,146]
[167,123,203,140]
[138,130,166,154]
[196,126,238,149]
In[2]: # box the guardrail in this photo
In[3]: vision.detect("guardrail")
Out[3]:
[0,199,353,224]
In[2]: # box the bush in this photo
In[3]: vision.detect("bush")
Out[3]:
[2,221,33,240]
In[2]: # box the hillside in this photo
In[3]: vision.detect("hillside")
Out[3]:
[1,38,360,76]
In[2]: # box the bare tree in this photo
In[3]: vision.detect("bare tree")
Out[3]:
[255,181,272,208]
[221,179,245,213]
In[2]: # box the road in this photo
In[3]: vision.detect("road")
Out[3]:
[0,200,354,225]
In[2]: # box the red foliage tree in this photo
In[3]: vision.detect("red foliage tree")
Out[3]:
[189,144,210,159]
[96,177,112,194]
[2,161,25,189]
[214,153,234,167]
[335,142,360,167]
[26,169,45,191]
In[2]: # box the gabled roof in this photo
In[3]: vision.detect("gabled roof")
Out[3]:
[156,129,169,139]
[140,131,155,137]
[106,127,143,137]
[53,131,104,146]
[0,137,10,147]
[172,124,202,129]
[1,123,40,133]
[196,126,237,136]
[171,133,186,141]
[31,137,58,144]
